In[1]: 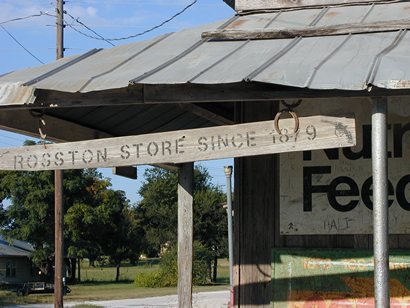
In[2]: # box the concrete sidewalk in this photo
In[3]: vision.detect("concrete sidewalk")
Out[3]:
[5,290,230,308]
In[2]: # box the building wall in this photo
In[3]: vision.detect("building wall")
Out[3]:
[0,257,39,284]
[234,97,410,307]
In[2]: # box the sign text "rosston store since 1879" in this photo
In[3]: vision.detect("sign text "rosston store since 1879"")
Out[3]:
[0,115,355,171]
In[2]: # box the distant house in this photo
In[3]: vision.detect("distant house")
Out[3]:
[0,235,41,284]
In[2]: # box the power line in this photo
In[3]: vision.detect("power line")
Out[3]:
[63,11,115,47]
[64,0,198,42]
[0,11,53,26]
[0,25,44,64]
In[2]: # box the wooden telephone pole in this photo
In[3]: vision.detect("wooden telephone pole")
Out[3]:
[55,1,64,307]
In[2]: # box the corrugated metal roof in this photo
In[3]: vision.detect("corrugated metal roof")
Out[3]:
[0,236,34,257]
[1,1,410,107]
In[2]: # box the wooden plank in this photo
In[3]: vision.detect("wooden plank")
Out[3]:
[36,86,144,108]
[0,115,356,171]
[202,19,410,41]
[4,84,410,111]
[177,163,194,308]
[235,0,389,11]
[144,84,410,105]
[0,110,138,178]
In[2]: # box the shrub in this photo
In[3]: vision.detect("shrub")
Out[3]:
[134,241,213,287]
[134,271,168,288]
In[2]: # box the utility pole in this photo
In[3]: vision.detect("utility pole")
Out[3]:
[55,1,64,307]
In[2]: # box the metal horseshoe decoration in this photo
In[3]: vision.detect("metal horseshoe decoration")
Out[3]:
[30,110,47,148]
[274,100,302,135]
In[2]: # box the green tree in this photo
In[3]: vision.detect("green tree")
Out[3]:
[194,188,227,282]
[136,166,227,281]
[0,141,143,282]
[94,189,143,281]
[0,167,101,278]
[65,180,144,282]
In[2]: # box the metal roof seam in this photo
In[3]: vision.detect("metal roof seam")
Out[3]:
[78,33,174,92]
[263,11,282,29]
[23,48,102,86]
[244,7,330,82]
[305,34,353,88]
[129,15,241,85]
[309,6,331,26]
[188,40,250,83]
[360,3,376,21]
[366,29,407,86]
[129,40,207,84]
[306,4,376,87]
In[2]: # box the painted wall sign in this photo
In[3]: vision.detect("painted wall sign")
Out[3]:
[280,97,410,235]
[272,249,410,307]
[0,116,355,171]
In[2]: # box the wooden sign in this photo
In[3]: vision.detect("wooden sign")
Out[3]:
[0,115,355,171]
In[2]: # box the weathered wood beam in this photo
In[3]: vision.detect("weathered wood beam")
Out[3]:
[235,0,392,11]
[0,110,111,142]
[2,83,410,111]
[0,82,410,112]
[144,84,410,103]
[35,86,144,108]
[178,103,234,125]
[202,19,410,41]
[178,162,194,308]
[0,110,140,177]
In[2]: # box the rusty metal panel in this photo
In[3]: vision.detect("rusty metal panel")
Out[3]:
[280,96,410,235]
[272,249,410,307]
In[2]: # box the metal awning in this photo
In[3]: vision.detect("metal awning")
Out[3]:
[2,1,410,108]
[0,1,409,141]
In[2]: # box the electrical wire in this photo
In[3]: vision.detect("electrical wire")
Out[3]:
[0,25,44,64]
[0,11,53,26]
[64,0,198,42]
[64,11,115,46]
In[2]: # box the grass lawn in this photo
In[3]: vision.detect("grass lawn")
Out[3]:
[0,259,230,306]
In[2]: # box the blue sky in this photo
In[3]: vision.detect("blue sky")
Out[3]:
[0,0,234,204]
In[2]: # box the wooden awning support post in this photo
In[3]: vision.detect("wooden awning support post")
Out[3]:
[177,162,194,308]
[372,97,390,308]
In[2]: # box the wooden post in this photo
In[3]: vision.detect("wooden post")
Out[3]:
[55,1,64,307]
[234,101,276,307]
[54,170,64,308]
[177,162,194,308]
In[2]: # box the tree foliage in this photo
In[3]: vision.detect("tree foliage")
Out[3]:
[0,140,227,283]
[136,166,227,281]
[0,142,143,281]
